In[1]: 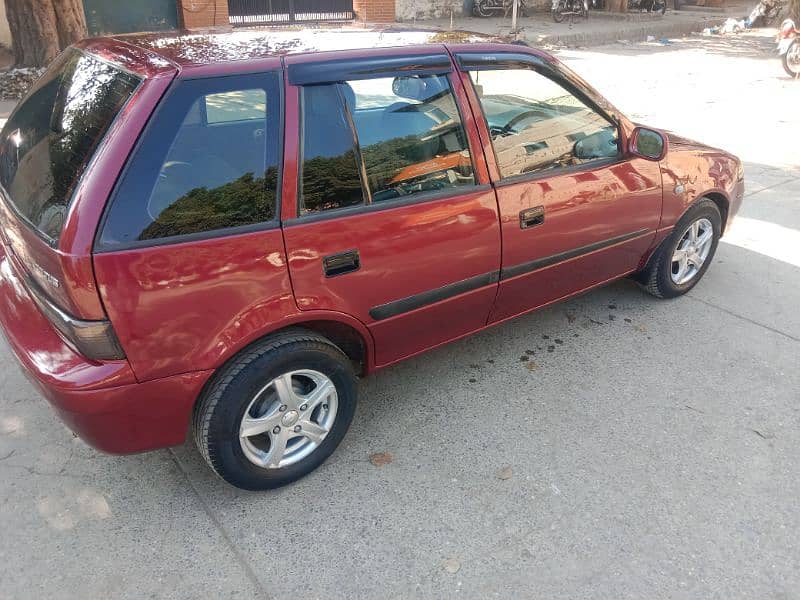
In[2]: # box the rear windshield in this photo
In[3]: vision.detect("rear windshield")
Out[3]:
[0,48,141,242]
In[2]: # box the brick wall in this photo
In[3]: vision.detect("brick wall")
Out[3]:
[395,0,464,21]
[353,0,397,22]
[178,0,230,28]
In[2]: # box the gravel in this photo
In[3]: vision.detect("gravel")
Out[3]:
[0,67,45,101]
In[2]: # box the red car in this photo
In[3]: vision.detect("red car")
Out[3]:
[0,28,744,490]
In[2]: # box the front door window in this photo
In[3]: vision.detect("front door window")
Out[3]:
[468,68,620,179]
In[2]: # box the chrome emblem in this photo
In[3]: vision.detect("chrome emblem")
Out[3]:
[281,410,299,427]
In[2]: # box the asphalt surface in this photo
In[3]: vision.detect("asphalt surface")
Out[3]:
[1,31,799,599]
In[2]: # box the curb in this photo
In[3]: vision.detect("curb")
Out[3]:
[531,15,724,46]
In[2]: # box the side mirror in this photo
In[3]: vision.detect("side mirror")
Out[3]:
[629,127,667,161]
[573,128,619,160]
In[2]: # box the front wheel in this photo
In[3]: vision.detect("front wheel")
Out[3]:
[637,199,722,299]
[193,329,357,490]
[782,40,800,78]
[552,1,567,22]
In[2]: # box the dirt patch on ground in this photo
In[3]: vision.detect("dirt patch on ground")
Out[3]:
[0,67,45,101]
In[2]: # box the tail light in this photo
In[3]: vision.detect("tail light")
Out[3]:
[779,19,797,38]
[23,269,125,361]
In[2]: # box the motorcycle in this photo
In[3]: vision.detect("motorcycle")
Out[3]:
[628,0,666,14]
[777,18,800,77]
[473,0,528,17]
[552,0,588,23]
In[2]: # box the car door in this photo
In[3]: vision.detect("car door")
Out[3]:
[454,51,662,323]
[281,50,501,367]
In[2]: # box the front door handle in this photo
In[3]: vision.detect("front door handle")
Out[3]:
[323,249,360,277]
[519,206,545,229]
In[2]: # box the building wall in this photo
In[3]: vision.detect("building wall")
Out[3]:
[353,0,397,22]
[178,0,230,28]
[0,1,12,48]
[395,0,464,20]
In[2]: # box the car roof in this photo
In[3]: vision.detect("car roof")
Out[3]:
[107,25,509,69]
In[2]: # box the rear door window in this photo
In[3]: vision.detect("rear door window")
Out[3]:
[97,73,281,249]
[298,73,474,216]
[0,48,141,242]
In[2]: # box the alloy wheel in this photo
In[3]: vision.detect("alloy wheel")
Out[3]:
[239,369,338,469]
[670,217,714,285]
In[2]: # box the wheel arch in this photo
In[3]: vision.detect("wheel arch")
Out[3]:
[210,311,374,380]
[702,190,730,234]
[635,192,727,278]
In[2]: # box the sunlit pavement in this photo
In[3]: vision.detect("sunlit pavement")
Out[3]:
[1,31,798,599]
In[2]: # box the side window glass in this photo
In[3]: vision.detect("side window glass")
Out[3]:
[99,74,281,248]
[348,74,474,202]
[298,73,475,216]
[299,84,365,215]
[468,68,619,178]
[205,89,266,124]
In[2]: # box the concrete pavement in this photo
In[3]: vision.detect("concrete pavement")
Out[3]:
[1,31,799,599]
[0,99,15,129]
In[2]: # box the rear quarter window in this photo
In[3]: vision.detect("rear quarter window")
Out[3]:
[0,48,141,242]
[97,72,282,250]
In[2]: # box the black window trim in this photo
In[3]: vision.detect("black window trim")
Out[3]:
[93,70,284,254]
[0,47,144,249]
[287,53,452,86]
[285,183,493,227]
[295,72,480,220]
[457,51,626,186]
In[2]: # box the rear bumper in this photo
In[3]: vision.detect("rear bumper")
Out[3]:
[0,247,212,453]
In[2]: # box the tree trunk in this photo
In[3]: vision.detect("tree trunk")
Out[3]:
[4,0,87,67]
[790,0,799,22]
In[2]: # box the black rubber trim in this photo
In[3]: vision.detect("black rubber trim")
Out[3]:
[455,52,548,71]
[369,270,499,321]
[288,54,452,85]
[500,229,650,280]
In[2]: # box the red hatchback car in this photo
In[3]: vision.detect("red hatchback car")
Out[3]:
[0,28,743,489]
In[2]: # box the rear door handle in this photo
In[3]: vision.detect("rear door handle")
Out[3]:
[323,249,360,277]
[519,206,545,229]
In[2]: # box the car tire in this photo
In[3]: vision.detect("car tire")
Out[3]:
[193,328,357,490]
[637,198,722,299]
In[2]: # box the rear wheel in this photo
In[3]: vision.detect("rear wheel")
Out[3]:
[193,329,357,490]
[782,40,800,78]
[637,199,721,299]
[552,0,567,22]
[476,0,494,17]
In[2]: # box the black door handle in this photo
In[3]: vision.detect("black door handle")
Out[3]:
[519,206,545,229]
[323,249,360,277]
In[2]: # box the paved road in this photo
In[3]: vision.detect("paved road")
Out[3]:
[1,32,798,599]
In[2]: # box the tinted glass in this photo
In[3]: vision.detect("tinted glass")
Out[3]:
[348,74,474,202]
[206,89,266,124]
[299,84,364,215]
[99,73,281,248]
[469,68,619,178]
[0,49,141,241]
